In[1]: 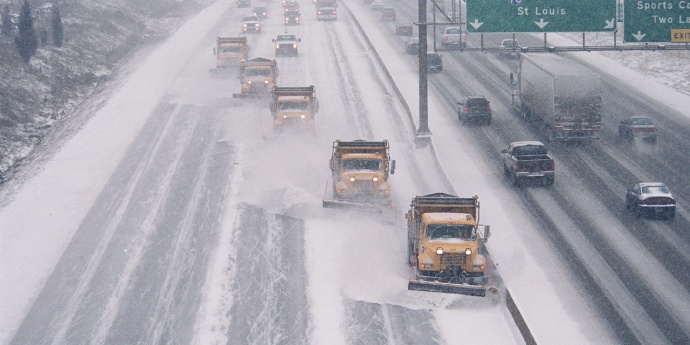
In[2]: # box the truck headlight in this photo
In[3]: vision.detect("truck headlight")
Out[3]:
[283,115,287,119]
[465,248,472,255]
[276,45,280,49]
[247,80,252,84]
[301,114,306,119]
[293,44,297,48]
[436,247,443,255]
[372,177,378,182]
[349,177,355,182]
[264,80,268,84]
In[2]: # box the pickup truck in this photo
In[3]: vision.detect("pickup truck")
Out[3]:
[441,27,466,50]
[502,141,555,186]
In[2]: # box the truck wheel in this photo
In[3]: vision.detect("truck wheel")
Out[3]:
[510,170,519,186]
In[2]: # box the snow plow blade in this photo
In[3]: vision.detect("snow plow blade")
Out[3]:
[322,199,389,211]
[232,93,268,99]
[407,280,488,297]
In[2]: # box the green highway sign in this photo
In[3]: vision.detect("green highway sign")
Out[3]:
[623,0,690,42]
[465,0,617,33]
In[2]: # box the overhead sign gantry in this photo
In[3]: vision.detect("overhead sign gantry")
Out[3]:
[623,0,690,42]
[465,0,617,33]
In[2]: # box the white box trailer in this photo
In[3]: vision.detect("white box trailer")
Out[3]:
[513,54,602,141]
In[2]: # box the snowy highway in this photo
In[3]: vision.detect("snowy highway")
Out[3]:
[1,0,690,344]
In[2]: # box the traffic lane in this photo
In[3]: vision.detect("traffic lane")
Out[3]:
[10,105,235,344]
[426,42,690,344]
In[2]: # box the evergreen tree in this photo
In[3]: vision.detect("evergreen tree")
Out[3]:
[1,4,11,37]
[51,0,63,47]
[14,0,38,62]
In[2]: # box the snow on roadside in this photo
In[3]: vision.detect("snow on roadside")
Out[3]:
[0,2,232,343]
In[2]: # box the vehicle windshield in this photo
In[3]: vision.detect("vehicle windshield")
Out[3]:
[286,10,299,16]
[342,158,382,172]
[427,53,441,64]
[246,68,271,77]
[446,27,460,34]
[513,145,547,156]
[426,224,476,241]
[641,185,670,194]
[502,39,520,47]
[243,16,258,21]
[466,98,489,107]
[220,46,241,54]
[276,35,296,41]
[278,100,308,111]
[631,118,653,125]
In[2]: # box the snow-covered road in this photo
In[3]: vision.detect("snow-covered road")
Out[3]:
[2,0,690,344]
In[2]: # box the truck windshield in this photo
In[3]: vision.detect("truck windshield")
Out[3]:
[342,158,382,172]
[426,224,476,241]
[220,46,241,53]
[246,68,271,77]
[278,100,308,111]
[513,145,546,156]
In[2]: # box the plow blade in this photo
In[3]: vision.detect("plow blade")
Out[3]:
[408,279,488,297]
[232,93,268,99]
[322,199,388,212]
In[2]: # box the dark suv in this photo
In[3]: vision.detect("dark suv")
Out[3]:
[427,51,442,73]
[457,96,491,125]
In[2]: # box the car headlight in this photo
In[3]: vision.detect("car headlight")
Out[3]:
[283,115,287,119]
[247,80,252,84]
[301,114,306,119]
[349,177,355,182]
[436,247,443,255]
[372,177,378,182]
[243,24,247,27]
[465,248,472,255]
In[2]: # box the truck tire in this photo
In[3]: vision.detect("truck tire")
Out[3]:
[510,170,520,186]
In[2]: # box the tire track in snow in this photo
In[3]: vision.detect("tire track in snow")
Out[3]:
[226,205,310,344]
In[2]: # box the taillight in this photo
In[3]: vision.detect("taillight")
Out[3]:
[487,105,491,111]
[651,127,657,132]
[464,107,469,112]
[631,127,636,132]
[515,162,520,171]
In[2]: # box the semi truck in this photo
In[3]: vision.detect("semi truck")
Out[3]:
[323,140,396,212]
[513,54,602,142]
[233,57,278,98]
[269,85,318,130]
[407,193,493,296]
[214,36,248,68]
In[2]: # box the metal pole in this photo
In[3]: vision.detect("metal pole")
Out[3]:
[417,0,430,137]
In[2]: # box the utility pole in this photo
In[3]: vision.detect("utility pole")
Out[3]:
[416,0,431,143]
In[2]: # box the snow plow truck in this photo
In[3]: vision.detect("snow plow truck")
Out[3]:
[407,193,495,297]
[233,57,279,98]
[323,140,396,213]
[214,36,248,68]
[270,85,319,130]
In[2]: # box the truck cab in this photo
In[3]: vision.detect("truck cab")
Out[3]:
[328,140,395,206]
[214,36,248,68]
[238,58,278,96]
[270,86,318,129]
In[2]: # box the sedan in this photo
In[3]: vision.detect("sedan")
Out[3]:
[626,182,676,219]
[619,116,657,142]
[405,37,419,55]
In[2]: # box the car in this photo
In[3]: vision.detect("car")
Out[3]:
[427,51,442,73]
[284,10,300,25]
[371,0,384,11]
[498,39,522,58]
[405,37,419,55]
[284,0,299,11]
[626,182,676,219]
[395,23,413,36]
[619,116,657,142]
[457,96,492,125]
[242,15,261,33]
[441,27,466,50]
[380,7,396,21]
[253,6,268,19]
[273,34,300,56]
